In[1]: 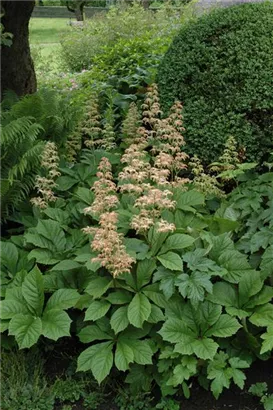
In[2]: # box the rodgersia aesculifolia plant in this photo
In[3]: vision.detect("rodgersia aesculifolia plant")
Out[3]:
[2,84,272,403]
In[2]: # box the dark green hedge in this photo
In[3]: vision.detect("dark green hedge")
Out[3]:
[157,3,273,163]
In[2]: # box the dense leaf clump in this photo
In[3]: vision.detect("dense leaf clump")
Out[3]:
[1,87,272,402]
[157,3,273,163]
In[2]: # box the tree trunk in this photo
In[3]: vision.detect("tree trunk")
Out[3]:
[1,1,36,99]
[142,0,150,9]
[66,1,86,21]
[74,4,84,21]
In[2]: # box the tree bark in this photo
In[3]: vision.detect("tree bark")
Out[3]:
[1,1,36,99]
[66,1,86,21]
[142,0,150,9]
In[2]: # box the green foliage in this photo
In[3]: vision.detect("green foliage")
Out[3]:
[3,88,81,146]
[249,382,273,410]
[52,377,86,403]
[1,349,55,410]
[158,3,273,163]
[0,89,82,220]
[0,115,45,219]
[1,86,272,403]
[115,388,154,410]
[155,397,180,410]
[60,2,182,75]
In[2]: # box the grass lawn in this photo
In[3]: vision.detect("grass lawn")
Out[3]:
[29,17,70,44]
[29,18,72,73]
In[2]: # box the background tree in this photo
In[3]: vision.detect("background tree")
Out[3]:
[63,0,87,21]
[1,1,36,98]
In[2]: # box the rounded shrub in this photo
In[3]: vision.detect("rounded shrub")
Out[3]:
[157,3,273,163]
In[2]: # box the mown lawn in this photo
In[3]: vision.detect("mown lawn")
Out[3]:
[29,18,72,73]
[29,17,70,44]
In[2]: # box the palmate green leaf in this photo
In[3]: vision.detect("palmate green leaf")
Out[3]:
[159,234,195,255]
[174,336,195,355]
[75,294,93,310]
[249,382,268,398]
[88,341,114,384]
[25,232,54,252]
[0,241,18,274]
[45,289,80,311]
[225,307,249,319]
[5,286,26,302]
[228,362,248,390]
[205,315,241,338]
[207,282,238,307]
[245,286,273,309]
[42,309,71,341]
[85,276,113,299]
[143,285,167,308]
[110,306,129,334]
[148,227,169,257]
[260,245,273,277]
[85,258,101,273]
[115,339,134,371]
[262,395,273,410]
[0,320,9,332]
[228,357,249,390]
[50,260,81,271]
[77,341,114,384]
[56,175,78,191]
[28,249,60,265]
[78,324,113,343]
[84,300,111,322]
[125,364,152,393]
[192,338,218,360]
[208,233,234,262]
[157,252,183,271]
[153,266,177,300]
[158,318,196,344]
[167,364,191,387]
[136,259,156,290]
[106,290,132,305]
[128,293,151,328]
[147,305,164,324]
[22,266,44,316]
[43,208,70,225]
[207,353,249,398]
[126,339,153,365]
[124,238,149,261]
[249,304,273,327]
[238,271,263,307]
[176,272,212,307]
[36,219,66,252]
[183,249,222,274]
[9,314,42,349]
[250,228,273,254]
[209,368,230,399]
[218,250,252,283]
[195,301,222,330]
[0,299,29,320]
[176,190,205,210]
[260,327,273,354]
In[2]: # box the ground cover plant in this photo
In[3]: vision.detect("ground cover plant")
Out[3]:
[1,1,273,409]
[157,2,273,164]
[1,85,272,410]
[0,88,81,221]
